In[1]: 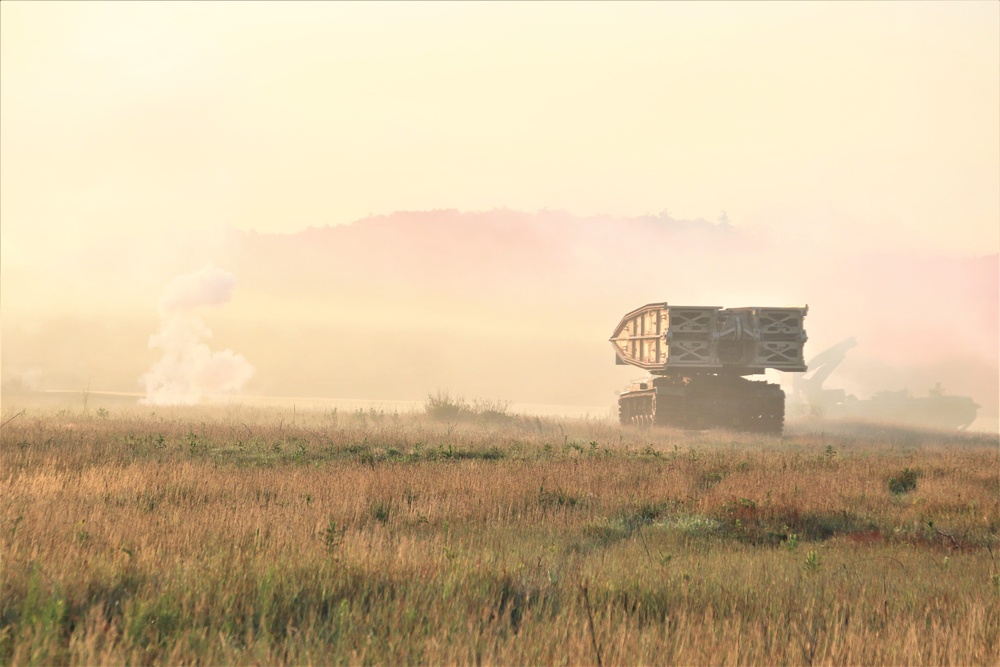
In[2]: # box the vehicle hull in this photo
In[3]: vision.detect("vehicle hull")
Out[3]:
[618,375,785,434]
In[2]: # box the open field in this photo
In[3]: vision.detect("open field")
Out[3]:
[1,404,998,665]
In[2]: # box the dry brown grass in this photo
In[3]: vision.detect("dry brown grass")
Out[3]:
[1,404,998,664]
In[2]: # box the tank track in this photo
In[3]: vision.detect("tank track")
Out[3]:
[618,375,785,434]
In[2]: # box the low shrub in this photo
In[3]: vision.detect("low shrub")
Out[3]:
[888,468,919,495]
[425,391,470,421]
[425,392,515,424]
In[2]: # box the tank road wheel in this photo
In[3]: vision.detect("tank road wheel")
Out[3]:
[743,389,785,435]
[619,397,634,426]
[619,396,635,425]
[652,393,691,430]
[619,393,655,428]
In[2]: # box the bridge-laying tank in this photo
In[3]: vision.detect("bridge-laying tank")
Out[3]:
[610,303,808,434]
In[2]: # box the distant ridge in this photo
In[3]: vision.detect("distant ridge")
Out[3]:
[220,209,997,416]
[231,209,743,301]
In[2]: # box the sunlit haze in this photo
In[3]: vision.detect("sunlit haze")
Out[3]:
[2,2,998,429]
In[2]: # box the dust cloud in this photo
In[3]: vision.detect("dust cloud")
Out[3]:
[139,265,254,405]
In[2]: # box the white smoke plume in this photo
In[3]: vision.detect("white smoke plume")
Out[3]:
[140,265,255,405]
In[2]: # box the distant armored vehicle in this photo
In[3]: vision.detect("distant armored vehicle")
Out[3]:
[610,304,808,434]
[792,338,979,430]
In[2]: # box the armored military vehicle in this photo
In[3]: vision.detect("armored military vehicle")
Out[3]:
[792,338,979,430]
[610,303,808,434]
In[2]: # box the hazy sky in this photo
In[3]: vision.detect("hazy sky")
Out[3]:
[2,0,998,270]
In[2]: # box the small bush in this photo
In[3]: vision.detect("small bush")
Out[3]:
[425,391,470,421]
[471,398,514,424]
[425,392,515,424]
[538,485,583,510]
[888,468,919,495]
[698,469,727,490]
[322,519,344,553]
[371,500,392,524]
[582,520,631,547]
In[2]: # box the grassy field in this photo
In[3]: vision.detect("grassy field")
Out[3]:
[1,402,998,665]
